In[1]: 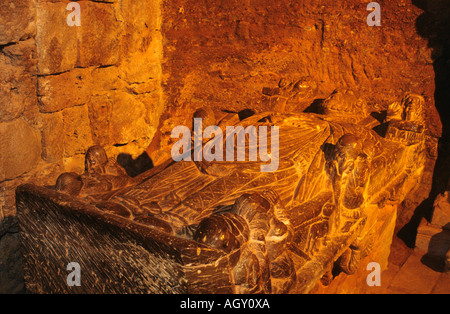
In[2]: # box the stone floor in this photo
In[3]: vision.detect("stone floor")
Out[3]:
[367,234,450,294]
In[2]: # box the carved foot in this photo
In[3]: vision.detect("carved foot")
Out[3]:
[337,243,361,275]
[320,270,334,286]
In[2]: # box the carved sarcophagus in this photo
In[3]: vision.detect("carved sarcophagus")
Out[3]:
[16,88,427,293]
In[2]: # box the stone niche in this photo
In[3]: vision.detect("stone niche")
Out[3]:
[1,0,450,294]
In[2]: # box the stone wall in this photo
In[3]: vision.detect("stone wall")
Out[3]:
[160,0,440,133]
[0,0,164,292]
[0,0,38,293]
[36,0,163,172]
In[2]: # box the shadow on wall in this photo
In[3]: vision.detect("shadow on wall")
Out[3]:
[420,222,450,272]
[398,0,450,247]
[117,152,154,178]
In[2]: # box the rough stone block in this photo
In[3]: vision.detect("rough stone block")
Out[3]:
[0,39,37,122]
[119,0,160,56]
[36,1,122,75]
[416,218,450,259]
[76,2,122,68]
[108,91,155,157]
[87,94,112,147]
[38,67,93,113]
[0,0,36,45]
[0,119,41,182]
[62,105,93,158]
[35,1,78,75]
[40,112,64,163]
[38,65,123,113]
[90,65,123,92]
[431,191,450,229]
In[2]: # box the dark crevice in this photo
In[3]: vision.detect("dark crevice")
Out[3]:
[398,0,450,248]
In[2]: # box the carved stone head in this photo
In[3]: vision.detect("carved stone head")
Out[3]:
[192,107,216,129]
[193,213,246,253]
[85,145,108,175]
[401,93,425,123]
[334,134,362,173]
[55,172,83,196]
[320,89,369,123]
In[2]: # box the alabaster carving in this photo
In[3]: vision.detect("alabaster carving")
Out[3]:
[16,86,427,294]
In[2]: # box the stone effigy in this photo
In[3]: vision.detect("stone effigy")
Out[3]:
[16,85,427,294]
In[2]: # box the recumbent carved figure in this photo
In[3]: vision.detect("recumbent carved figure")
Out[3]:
[18,84,427,293]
